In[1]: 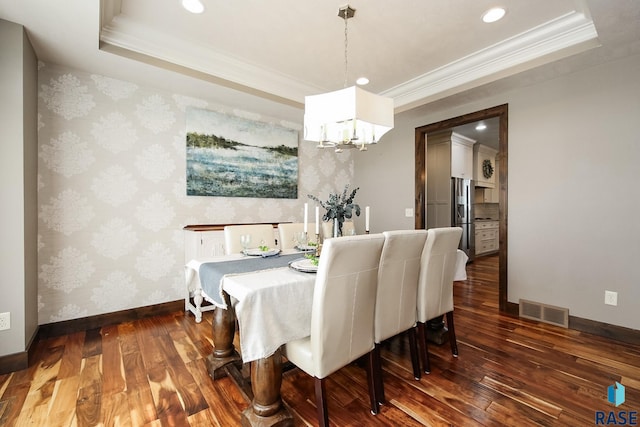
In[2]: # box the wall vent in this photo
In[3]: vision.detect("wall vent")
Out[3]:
[519,299,569,328]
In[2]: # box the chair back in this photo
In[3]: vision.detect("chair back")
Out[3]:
[375,230,428,343]
[223,224,276,255]
[310,234,384,378]
[277,222,316,250]
[321,220,355,240]
[416,227,463,323]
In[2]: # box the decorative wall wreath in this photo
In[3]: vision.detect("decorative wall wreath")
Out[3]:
[482,159,494,179]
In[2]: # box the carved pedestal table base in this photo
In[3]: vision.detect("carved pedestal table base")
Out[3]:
[208,292,293,427]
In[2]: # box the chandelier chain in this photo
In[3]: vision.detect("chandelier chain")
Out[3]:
[343,12,348,88]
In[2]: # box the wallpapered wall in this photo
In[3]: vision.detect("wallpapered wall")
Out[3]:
[37,62,355,324]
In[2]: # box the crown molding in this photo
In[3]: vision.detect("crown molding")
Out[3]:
[383,11,600,112]
[99,14,320,106]
[99,3,598,112]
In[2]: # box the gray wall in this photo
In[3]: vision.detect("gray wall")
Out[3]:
[356,52,640,330]
[0,19,38,357]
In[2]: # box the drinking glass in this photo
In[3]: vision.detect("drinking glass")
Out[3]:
[240,234,251,253]
[296,231,308,248]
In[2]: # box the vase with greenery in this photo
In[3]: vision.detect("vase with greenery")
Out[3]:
[308,185,361,237]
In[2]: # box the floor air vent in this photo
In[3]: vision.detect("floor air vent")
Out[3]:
[519,299,569,328]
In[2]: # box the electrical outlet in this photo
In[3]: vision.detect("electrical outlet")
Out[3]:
[604,291,618,306]
[0,312,10,331]
[405,208,414,218]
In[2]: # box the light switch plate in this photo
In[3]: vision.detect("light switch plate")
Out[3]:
[0,312,10,331]
[405,208,414,217]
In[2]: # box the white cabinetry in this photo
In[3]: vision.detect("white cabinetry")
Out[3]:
[426,131,476,229]
[475,221,499,255]
[183,225,226,322]
[450,133,475,179]
[426,140,452,229]
[474,155,499,203]
[474,144,498,188]
[184,227,226,264]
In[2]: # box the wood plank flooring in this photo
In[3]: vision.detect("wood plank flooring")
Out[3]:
[1,254,639,426]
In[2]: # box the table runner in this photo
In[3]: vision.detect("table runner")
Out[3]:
[199,253,302,307]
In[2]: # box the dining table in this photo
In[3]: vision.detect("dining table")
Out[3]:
[184,247,469,427]
[185,248,316,426]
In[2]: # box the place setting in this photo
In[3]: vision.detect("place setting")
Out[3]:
[293,231,316,252]
[288,254,318,273]
[240,234,281,257]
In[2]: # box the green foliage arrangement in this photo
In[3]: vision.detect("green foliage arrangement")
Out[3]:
[308,185,360,237]
[482,159,494,179]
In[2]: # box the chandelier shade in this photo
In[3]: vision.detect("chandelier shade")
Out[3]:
[303,5,395,152]
[304,86,394,150]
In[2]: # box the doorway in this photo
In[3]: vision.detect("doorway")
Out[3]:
[414,104,510,314]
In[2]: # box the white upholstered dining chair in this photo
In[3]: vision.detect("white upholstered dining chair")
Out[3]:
[283,233,385,427]
[372,229,428,404]
[223,224,276,255]
[277,222,316,250]
[416,227,463,374]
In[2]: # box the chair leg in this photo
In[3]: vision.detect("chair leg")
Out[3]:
[314,377,329,427]
[366,350,380,414]
[372,344,385,405]
[416,321,431,374]
[446,311,458,357]
[407,327,421,380]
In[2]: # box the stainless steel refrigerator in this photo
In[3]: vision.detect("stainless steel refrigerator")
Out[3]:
[451,178,474,261]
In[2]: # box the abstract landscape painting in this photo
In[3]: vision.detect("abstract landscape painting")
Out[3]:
[186,108,298,198]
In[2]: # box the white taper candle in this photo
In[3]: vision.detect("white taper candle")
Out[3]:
[303,203,308,233]
[365,206,370,232]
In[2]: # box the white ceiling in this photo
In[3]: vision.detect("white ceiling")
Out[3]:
[1,0,639,120]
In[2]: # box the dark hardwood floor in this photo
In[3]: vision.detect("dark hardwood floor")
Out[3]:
[1,254,639,426]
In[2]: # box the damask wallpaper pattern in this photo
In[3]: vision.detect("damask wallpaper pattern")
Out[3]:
[37,63,354,324]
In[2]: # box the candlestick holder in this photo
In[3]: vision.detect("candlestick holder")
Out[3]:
[365,230,370,234]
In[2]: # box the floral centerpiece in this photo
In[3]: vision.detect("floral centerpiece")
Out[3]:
[308,185,360,237]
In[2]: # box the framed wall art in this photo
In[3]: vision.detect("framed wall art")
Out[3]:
[186,108,298,198]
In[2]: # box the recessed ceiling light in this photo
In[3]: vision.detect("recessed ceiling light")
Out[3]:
[182,0,204,14]
[356,77,369,85]
[482,7,506,23]
[476,123,487,131]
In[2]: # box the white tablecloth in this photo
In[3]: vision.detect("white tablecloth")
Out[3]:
[184,254,244,308]
[223,268,316,363]
[454,249,468,281]
[184,247,468,362]
[184,250,302,308]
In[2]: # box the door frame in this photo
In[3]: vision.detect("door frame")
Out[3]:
[414,104,511,313]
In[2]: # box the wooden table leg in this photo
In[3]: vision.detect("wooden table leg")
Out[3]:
[206,292,242,379]
[241,349,293,427]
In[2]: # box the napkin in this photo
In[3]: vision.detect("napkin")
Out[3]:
[260,249,280,257]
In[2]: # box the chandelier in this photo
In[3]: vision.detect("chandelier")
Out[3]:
[303,5,394,153]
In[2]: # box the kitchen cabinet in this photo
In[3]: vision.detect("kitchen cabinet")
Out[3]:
[474,144,498,188]
[426,131,476,229]
[475,220,499,255]
[474,155,499,203]
[450,133,475,179]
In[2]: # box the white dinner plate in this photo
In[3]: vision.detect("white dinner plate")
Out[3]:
[289,258,318,273]
[243,248,280,257]
[296,244,316,251]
